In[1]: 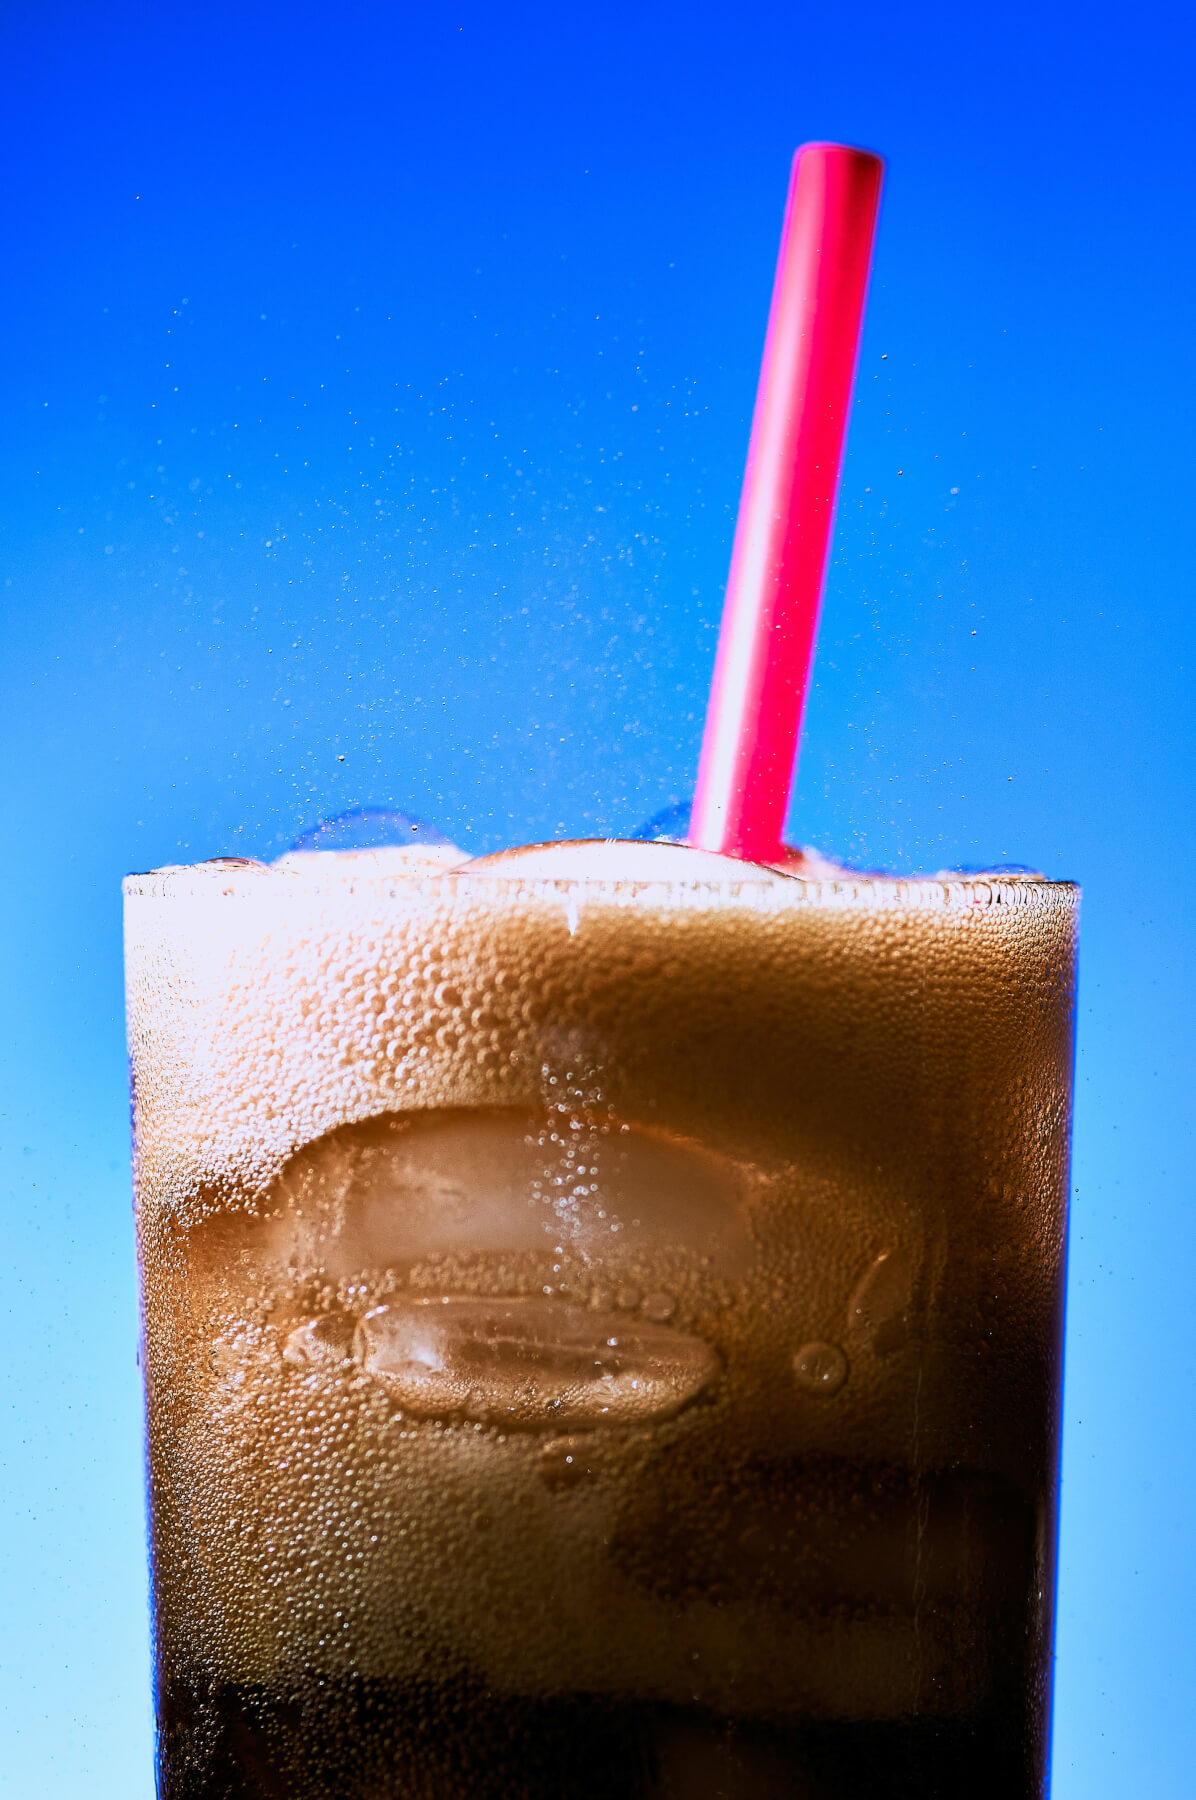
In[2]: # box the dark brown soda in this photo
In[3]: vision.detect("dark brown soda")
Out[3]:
[126,851,1077,1799]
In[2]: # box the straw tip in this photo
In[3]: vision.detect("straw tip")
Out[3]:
[793,141,885,175]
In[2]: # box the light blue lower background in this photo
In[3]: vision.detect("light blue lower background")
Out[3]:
[2,1,1193,1793]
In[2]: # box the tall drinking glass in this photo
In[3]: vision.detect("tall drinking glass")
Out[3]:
[125,846,1077,1798]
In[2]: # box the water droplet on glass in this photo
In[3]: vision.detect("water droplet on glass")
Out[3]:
[792,1341,848,1394]
[846,1249,912,1355]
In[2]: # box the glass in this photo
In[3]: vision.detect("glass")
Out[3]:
[125,850,1077,1798]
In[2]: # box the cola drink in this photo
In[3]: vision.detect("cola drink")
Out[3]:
[124,838,1077,1797]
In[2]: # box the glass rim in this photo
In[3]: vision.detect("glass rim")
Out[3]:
[122,856,1080,913]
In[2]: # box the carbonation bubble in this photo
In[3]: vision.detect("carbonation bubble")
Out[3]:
[354,1297,719,1429]
[792,1342,848,1394]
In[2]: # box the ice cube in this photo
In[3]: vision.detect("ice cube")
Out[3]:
[260,1108,753,1279]
[273,806,463,874]
[464,838,785,882]
[285,806,455,854]
[354,1296,719,1429]
[282,1314,355,1366]
[467,835,849,880]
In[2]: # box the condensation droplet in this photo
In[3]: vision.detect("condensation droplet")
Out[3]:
[792,1341,848,1394]
[846,1248,912,1355]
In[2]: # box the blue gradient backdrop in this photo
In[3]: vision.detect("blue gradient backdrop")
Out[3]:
[2,2,1192,1792]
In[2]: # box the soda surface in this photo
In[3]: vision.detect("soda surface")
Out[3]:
[124,842,1078,1797]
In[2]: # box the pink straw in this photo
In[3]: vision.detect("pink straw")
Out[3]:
[688,143,884,863]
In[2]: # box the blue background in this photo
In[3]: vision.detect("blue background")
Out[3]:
[1,2,1192,1792]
